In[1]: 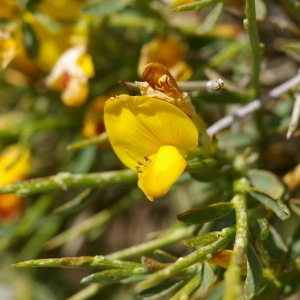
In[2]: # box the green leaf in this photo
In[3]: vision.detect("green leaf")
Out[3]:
[206,281,225,300]
[82,0,131,16]
[81,269,134,283]
[177,202,235,224]
[254,218,269,240]
[181,231,220,247]
[197,3,223,34]
[172,0,226,12]
[248,169,286,199]
[138,280,185,299]
[289,198,300,216]
[244,244,262,299]
[218,133,254,149]
[199,262,215,298]
[263,225,288,262]
[21,20,39,59]
[248,189,290,221]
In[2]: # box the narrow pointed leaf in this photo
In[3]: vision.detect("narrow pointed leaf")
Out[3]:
[244,244,263,299]
[197,3,223,34]
[173,0,226,12]
[52,188,96,216]
[177,202,234,224]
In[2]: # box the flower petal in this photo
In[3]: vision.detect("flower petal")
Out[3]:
[104,95,198,169]
[138,145,186,201]
[61,78,89,106]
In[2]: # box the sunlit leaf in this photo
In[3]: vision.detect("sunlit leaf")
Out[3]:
[248,169,286,199]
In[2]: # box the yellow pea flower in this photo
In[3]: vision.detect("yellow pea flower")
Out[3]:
[104,94,199,201]
[0,144,31,222]
[0,29,17,68]
[45,45,94,107]
[138,35,192,82]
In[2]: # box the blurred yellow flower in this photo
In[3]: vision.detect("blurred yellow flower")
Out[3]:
[46,45,95,107]
[0,29,17,68]
[104,94,199,201]
[0,0,20,20]
[0,144,31,222]
[82,96,107,139]
[138,35,192,82]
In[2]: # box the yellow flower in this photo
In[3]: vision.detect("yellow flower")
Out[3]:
[104,94,199,201]
[138,35,192,82]
[0,144,31,222]
[45,45,95,107]
[137,63,209,144]
[0,29,17,68]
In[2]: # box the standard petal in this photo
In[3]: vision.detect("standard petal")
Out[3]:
[138,145,187,201]
[104,95,198,169]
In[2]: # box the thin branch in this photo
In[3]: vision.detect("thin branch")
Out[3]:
[207,71,300,136]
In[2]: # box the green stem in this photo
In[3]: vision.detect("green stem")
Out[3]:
[67,224,196,300]
[170,269,202,300]
[244,0,261,98]
[223,178,249,300]
[0,170,137,196]
[134,226,235,293]
[12,256,145,269]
